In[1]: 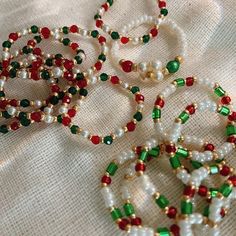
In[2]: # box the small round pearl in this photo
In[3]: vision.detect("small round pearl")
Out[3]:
[34,100,42,108]
[52,67,63,78]
[44,115,54,124]
[6,106,17,115]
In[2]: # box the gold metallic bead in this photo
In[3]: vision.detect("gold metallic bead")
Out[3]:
[175,56,184,64]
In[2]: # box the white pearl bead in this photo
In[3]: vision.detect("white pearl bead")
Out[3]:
[101,187,116,208]
[101,45,108,54]
[59,106,68,114]
[102,24,110,33]
[54,33,61,40]
[114,128,124,138]
[0,79,5,88]
[21,28,28,35]
[34,100,42,108]
[44,107,53,114]
[156,71,164,81]
[2,51,10,60]
[89,76,98,84]
[44,115,54,124]
[28,54,37,62]
[121,183,132,200]
[19,70,28,79]
[80,130,90,138]
[152,60,162,70]
[80,29,88,36]
[52,67,63,78]
[6,106,16,115]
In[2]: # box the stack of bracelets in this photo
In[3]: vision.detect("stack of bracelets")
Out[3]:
[0,0,235,235]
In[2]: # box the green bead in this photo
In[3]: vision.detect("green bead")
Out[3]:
[133,112,143,122]
[68,87,77,95]
[55,53,63,59]
[123,203,135,216]
[91,30,99,38]
[210,165,219,174]
[100,73,109,81]
[181,201,193,215]
[62,26,69,34]
[156,195,169,209]
[98,54,106,62]
[142,35,150,43]
[62,38,70,46]
[76,73,84,80]
[166,60,180,73]
[152,108,161,119]
[70,125,79,134]
[18,112,27,120]
[79,88,88,97]
[11,61,20,69]
[0,91,5,97]
[20,118,31,127]
[50,96,59,105]
[75,56,83,64]
[107,0,113,6]
[169,155,181,169]
[22,46,30,54]
[106,162,118,176]
[219,183,232,197]
[157,228,170,236]
[20,99,30,107]
[209,188,218,198]
[58,91,65,99]
[139,150,148,162]
[131,86,140,94]
[34,36,42,43]
[41,70,50,80]
[104,136,113,145]
[179,111,189,124]
[2,41,12,48]
[111,31,120,40]
[214,86,225,97]
[226,125,236,136]
[31,25,39,34]
[191,160,203,169]
[218,106,230,116]
[45,58,53,67]
[2,111,11,119]
[9,69,16,78]
[203,206,209,217]
[0,125,8,134]
[94,13,101,20]
[148,146,160,158]
[174,78,185,87]
[57,115,62,123]
[176,147,189,159]
[161,8,168,16]
[111,208,122,221]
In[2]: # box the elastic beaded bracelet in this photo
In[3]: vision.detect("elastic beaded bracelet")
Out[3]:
[57,74,145,145]
[111,19,187,81]
[94,0,168,44]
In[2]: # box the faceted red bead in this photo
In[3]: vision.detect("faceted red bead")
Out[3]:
[70,25,78,33]
[101,175,111,185]
[102,3,109,11]
[135,94,145,103]
[64,59,74,70]
[95,61,102,71]
[33,47,42,56]
[127,121,136,132]
[32,58,42,69]
[150,28,158,37]
[30,69,40,81]
[51,84,60,93]
[31,112,42,122]
[159,1,166,8]
[167,207,177,219]
[227,136,236,144]
[228,112,236,121]
[165,145,177,153]
[41,27,51,39]
[0,100,8,109]
[131,217,142,226]
[1,70,9,77]
[170,224,180,236]
[118,219,130,231]
[2,60,9,68]
[110,76,120,84]
[62,96,71,104]
[9,99,18,107]
[198,185,208,197]
[68,109,76,118]
[27,40,36,47]
[70,42,79,50]
[10,121,20,131]
[64,71,74,81]
[9,32,18,41]
[220,165,231,176]
[121,60,133,73]
[91,135,101,145]
[228,176,236,186]
[98,36,106,44]
[121,37,129,44]
[186,105,195,115]
[62,116,71,126]
[136,146,142,155]
[77,79,87,88]
[55,58,63,67]
[155,97,165,108]
[135,163,146,172]
[186,77,194,86]
[96,19,103,28]
[183,186,195,197]
[221,96,231,105]
[204,143,215,151]
[220,208,226,218]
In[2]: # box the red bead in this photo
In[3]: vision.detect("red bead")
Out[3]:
[118,219,130,231]
[110,76,120,84]
[70,42,79,50]
[32,58,42,69]
[186,77,194,86]
[204,143,215,151]
[131,217,142,226]
[96,20,103,28]
[64,71,74,82]
[9,32,18,41]
[68,109,76,118]
[220,165,231,176]
[135,94,145,103]
[183,186,195,197]
[101,175,111,185]
[150,28,158,37]
[228,112,236,121]
[64,59,74,70]
[198,185,208,197]
[165,145,176,153]
[102,3,109,11]
[121,60,133,73]
[62,117,71,126]
[70,25,78,33]
[220,208,226,218]
[91,135,101,145]
[135,163,146,172]
[155,97,165,108]
[136,146,142,155]
[186,105,195,115]
[2,60,9,68]
[33,48,42,56]
[170,224,180,236]
[98,36,106,44]
[127,121,136,132]
[221,96,231,105]
[31,112,42,122]
[167,207,177,219]
[27,40,36,47]
[41,27,51,39]
[121,37,129,44]
[95,61,102,71]
[0,100,8,109]
[30,69,40,81]
[10,121,20,131]
[55,58,63,67]
[51,84,60,93]
[9,99,18,107]
[159,1,166,8]
[1,70,9,77]
[227,136,236,144]
[62,96,71,104]
[77,79,87,88]
[228,176,236,186]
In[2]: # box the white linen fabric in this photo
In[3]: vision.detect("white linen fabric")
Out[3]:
[0,0,236,235]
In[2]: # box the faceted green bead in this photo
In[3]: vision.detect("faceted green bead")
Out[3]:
[50,96,59,105]
[20,99,30,107]
[34,36,42,43]
[58,91,65,100]
[139,151,148,162]
[45,58,53,67]
[2,111,11,119]
[22,46,30,54]
[94,13,101,20]
[18,112,27,120]
[210,165,219,174]
[218,106,230,116]
[174,78,185,87]
[68,87,77,95]
[75,56,83,64]
[91,30,99,38]
[55,53,63,59]
[161,8,168,16]
[70,125,79,134]
[219,183,232,197]
[169,155,181,169]
[111,31,120,40]
[0,91,5,97]
[20,118,31,127]
[209,188,218,198]
[107,0,113,6]
[157,228,170,236]
[31,25,39,34]
[131,86,140,94]
[9,69,17,78]
[166,60,180,73]
[133,112,143,122]
[142,35,150,43]
[104,136,113,145]
[152,108,161,119]
[79,88,88,97]
[148,146,160,158]
[203,206,209,217]
[123,203,135,216]
[62,38,70,46]
[100,73,109,81]
[179,111,189,124]
[0,125,8,134]
[156,195,169,209]
[11,61,20,69]
[214,86,225,97]
[57,115,63,123]
[2,41,12,48]
[76,73,84,80]
[181,201,193,215]
[62,26,69,34]
[106,162,118,176]
[111,208,122,221]
[41,70,50,80]
[98,54,106,62]
[176,147,189,159]
[226,125,236,136]
[191,160,203,169]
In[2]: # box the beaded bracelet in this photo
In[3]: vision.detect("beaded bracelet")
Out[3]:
[94,0,168,44]
[111,18,187,81]
[56,73,145,145]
